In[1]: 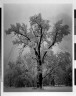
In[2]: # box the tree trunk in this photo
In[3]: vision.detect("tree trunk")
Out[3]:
[39,72,42,88]
[37,61,42,89]
[37,71,42,88]
[9,77,12,87]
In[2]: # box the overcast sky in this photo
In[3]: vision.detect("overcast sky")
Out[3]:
[4,4,72,69]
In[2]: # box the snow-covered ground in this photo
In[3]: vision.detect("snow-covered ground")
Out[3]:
[4,86,72,92]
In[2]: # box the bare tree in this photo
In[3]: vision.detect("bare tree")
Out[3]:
[5,13,70,88]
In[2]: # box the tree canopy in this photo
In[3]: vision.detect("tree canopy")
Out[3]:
[5,13,70,62]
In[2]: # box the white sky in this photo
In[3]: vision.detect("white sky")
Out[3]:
[4,4,72,68]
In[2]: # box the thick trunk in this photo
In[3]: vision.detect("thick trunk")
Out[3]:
[9,78,12,87]
[37,61,42,88]
[39,72,42,88]
[37,71,42,88]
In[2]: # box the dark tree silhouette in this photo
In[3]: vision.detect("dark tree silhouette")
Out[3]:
[5,13,70,88]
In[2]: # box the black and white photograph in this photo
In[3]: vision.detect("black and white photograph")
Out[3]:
[4,4,72,92]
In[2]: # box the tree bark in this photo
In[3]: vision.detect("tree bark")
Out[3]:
[37,61,42,88]
[39,72,42,88]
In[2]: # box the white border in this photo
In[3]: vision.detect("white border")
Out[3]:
[1,0,76,96]
[3,0,73,4]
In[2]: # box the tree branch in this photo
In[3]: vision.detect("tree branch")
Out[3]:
[30,26,38,38]
[42,31,58,63]
[48,31,58,49]
[34,48,39,58]
[6,27,31,41]
[16,31,31,41]
[42,63,59,80]
[42,51,47,63]
[37,26,43,64]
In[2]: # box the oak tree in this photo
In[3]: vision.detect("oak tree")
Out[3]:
[5,13,70,88]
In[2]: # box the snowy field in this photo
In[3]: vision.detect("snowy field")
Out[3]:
[4,86,72,92]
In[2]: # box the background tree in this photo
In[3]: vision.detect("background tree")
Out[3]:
[42,51,72,86]
[5,13,70,88]
[4,51,72,87]
[4,57,34,87]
